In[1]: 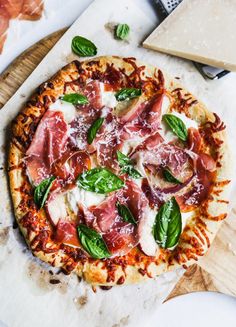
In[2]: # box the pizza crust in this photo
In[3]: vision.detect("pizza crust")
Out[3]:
[9,56,231,285]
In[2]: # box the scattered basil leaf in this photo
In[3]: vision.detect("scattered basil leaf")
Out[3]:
[153,197,182,249]
[77,167,124,194]
[115,88,142,102]
[117,150,142,179]
[163,168,182,185]
[162,114,188,141]
[34,176,55,209]
[87,117,104,144]
[116,202,137,225]
[71,36,97,57]
[77,224,110,259]
[115,23,130,40]
[61,93,89,105]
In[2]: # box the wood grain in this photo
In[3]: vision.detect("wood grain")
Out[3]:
[0,28,66,108]
[1,29,236,300]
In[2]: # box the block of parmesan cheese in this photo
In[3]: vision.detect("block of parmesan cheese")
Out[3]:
[143,0,236,71]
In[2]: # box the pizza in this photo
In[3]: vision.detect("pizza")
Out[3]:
[9,56,231,286]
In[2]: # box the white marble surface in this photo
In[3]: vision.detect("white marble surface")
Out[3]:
[0,0,236,326]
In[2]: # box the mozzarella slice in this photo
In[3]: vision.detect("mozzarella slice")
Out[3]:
[66,187,105,214]
[100,83,117,108]
[47,193,68,226]
[138,207,159,257]
[50,99,77,123]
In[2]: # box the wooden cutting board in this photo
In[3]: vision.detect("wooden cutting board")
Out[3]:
[1,30,236,300]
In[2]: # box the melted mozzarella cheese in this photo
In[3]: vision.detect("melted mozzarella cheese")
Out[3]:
[100,83,117,108]
[139,207,159,256]
[66,187,105,214]
[50,99,77,123]
[161,110,198,143]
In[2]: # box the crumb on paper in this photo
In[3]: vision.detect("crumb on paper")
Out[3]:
[0,226,10,245]
[73,290,88,309]
[112,315,130,327]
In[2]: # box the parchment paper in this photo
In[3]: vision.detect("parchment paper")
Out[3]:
[0,0,236,326]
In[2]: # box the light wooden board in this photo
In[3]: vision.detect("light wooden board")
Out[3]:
[1,30,236,300]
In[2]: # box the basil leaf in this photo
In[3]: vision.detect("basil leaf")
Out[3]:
[116,202,137,225]
[61,93,89,105]
[71,36,97,57]
[77,224,110,259]
[115,23,130,40]
[77,167,124,194]
[115,88,142,102]
[163,168,182,185]
[162,114,188,141]
[34,176,55,209]
[117,150,142,179]
[87,117,104,144]
[153,197,182,249]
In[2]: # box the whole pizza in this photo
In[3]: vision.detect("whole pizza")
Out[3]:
[9,56,230,285]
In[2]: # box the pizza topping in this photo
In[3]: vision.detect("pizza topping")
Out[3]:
[23,59,222,260]
[115,88,142,102]
[102,222,138,256]
[55,220,80,247]
[116,202,137,225]
[117,150,142,178]
[71,36,97,57]
[153,197,182,249]
[83,80,103,110]
[34,176,55,209]
[77,168,125,194]
[162,168,182,185]
[46,192,67,226]
[115,23,130,40]
[162,114,188,141]
[26,110,69,184]
[87,117,104,144]
[60,93,89,105]
[77,224,110,259]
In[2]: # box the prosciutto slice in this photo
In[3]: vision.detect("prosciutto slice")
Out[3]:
[83,80,103,110]
[26,110,69,185]
[122,93,164,138]
[0,0,44,53]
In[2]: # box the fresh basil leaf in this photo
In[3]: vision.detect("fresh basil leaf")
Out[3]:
[61,93,89,105]
[115,88,142,102]
[163,168,182,185]
[77,167,124,194]
[153,197,182,249]
[87,117,104,144]
[116,202,137,225]
[77,224,110,259]
[117,150,142,179]
[71,36,97,57]
[115,23,130,40]
[34,176,55,209]
[162,114,188,141]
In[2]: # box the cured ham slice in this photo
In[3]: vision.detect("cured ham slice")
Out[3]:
[103,222,138,256]
[77,182,147,256]
[54,220,80,247]
[188,127,202,153]
[26,110,68,185]
[90,195,118,232]
[0,7,9,53]
[120,179,148,222]
[52,150,91,182]
[96,113,122,170]
[122,93,164,137]
[20,0,44,21]
[83,80,103,110]
[0,0,23,18]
